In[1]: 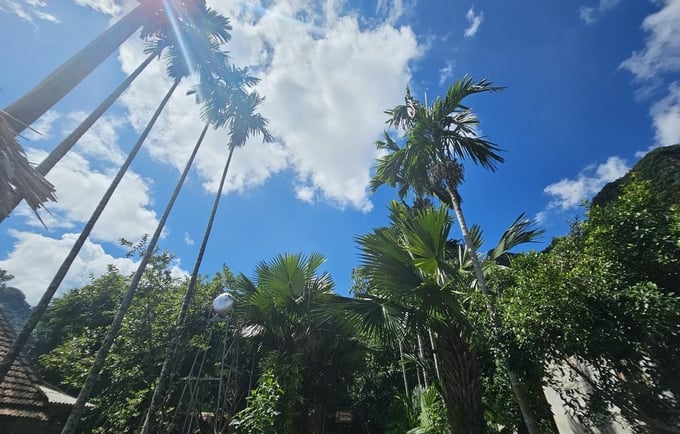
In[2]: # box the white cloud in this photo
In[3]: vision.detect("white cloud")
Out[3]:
[534,211,548,225]
[544,156,630,210]
[22,110,60,142]
[464,6,484,38]
[0,0,60,24]
[0,230,140,304]
[376,0,416,25]
[620,0,680,81]
[114,0,422,212]
[578,0,621,24]
[578,7,597,24]
[183,232,194,246]
[72,0,127,16]
[62,112,127,165]
[650,82,680,147]
[21,147,159,243]
[439,60,454,86]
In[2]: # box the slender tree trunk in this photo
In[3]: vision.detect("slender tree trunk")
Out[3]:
[446,186,541,434]
[398,339,409,397]
[0,53,155,223]
[0,79,180,386]
[1,4,147,135]
[428,328,441,381]
[417,333,428,385]
[140,124,227,434]
[60,79,185,434]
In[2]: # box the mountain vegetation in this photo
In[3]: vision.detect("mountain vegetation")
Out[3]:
[0,270,31,332]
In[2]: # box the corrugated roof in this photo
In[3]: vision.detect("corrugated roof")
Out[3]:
[0,308,49,421]
[38,385,93,408]
[38,385,77,406]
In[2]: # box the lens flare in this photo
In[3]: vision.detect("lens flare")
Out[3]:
[163,0,196,76]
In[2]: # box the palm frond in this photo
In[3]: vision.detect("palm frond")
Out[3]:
[443,134,504,171]
[488,213,545,264]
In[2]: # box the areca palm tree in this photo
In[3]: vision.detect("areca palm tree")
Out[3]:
[371,76,541,433]
[0,0,232,219]
[59,18,237,434]
[140,65,272,433]
[0,0,231,390]
[352,201,544,432]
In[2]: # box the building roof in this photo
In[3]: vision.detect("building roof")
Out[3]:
[0,308,49,421]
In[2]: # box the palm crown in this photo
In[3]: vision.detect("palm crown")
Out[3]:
[372,76,505,200]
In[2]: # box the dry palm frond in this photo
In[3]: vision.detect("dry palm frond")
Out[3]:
[0,113,56,223]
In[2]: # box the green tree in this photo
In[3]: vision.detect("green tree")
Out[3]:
[230,368,283,434]
[497,178,680,432]
[233,253,365,433]
[371,76,539,433]
[351,201,547,432]
[34,254,230,433]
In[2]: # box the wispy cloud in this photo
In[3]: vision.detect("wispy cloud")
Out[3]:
[22,110,61,142]
[439,61,454,86]
[544,156,629,210]
[464,6,484,38]
[620,0,680,155]
[649,82,680,147]
[0,0,60,24]
[578,0,621,24]
[620,0,680,82]
[183,232,194,246]
[375,0,417,25]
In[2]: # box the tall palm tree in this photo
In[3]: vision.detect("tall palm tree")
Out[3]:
[372,77,541,432]
[58,15,236,434]
[0,1,231,387]
[0,0,232,218]
[140,66,272,434]
[351,201,543,432]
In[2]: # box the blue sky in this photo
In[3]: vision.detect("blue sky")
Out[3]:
[1,0,678,304]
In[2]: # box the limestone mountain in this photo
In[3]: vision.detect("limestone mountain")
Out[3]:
[592,144,680,207]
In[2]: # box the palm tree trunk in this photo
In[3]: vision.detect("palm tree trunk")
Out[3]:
[1,4,148,135]
[0,79,180,386]
[446,187,541,434]
[60,79,189,434]
[140,124,229,434]
[435,322,485,433]
[0,52,155,223]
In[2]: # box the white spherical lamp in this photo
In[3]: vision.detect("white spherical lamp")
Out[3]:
[212,292,235,316]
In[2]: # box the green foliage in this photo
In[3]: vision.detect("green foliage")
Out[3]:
[230,368,282,434]
[497,178,680,431]
[352,201,549,432]
[592,144,680,207]
[0,269,31,332]
[586,177,680,293]
[233,253,367,433]
[407,385,451,434]
[33,254,231,433]
[0,268,13,287]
